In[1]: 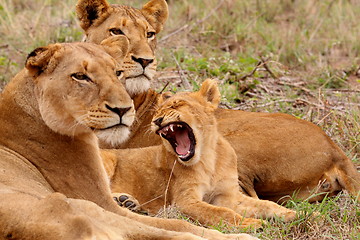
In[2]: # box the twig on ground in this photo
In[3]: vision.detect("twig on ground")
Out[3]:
[316,112,333,125]
[172,53,192,90]
[159,82,170,94]
[163,159,177,217]
[159,24,189,43]
[219,102,233,109]
[277,80,315,97]
[261,56,278,79]
[239,60,263,81]
[234,97,348,112]
[325,89,360,93]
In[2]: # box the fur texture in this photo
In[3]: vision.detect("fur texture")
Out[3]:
[77,0,360,202]
[102,80,296,227]
[0,41,257,240]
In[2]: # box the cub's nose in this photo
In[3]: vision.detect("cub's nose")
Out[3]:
[106,105,131,119]
[153,117,164,127]
[131,56,154,69]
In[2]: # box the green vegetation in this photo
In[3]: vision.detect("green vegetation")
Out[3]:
[0,0,358,239]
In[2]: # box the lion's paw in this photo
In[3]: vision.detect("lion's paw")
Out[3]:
[240,218,265,229]
[283,209,297,222]
[112,192,140,212]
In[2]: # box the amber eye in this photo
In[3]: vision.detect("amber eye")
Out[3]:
[110,28,125,36]
[71,73,91,82]
[116,70,124,79]
[147,32,155,39]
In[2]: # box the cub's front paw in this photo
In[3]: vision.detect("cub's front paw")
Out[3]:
[241,218,265,229]
[112,192,140,212]
[283,209,297,222]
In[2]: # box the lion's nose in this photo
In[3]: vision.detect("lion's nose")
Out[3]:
[131,56,154,68]
[153,117,163,127]
[106,105,131,119]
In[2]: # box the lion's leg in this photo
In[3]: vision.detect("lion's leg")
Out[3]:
[286,159,360,203]
[122,206,259,239]
[170,196,263,228]
[326,157,360,199]
[0,192,211,240]
[298,166,359,203]
[223,192,296,222]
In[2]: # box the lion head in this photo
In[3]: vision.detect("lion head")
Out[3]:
[25,36,135,146]
[76,0,168,96]
[151,79,221,166]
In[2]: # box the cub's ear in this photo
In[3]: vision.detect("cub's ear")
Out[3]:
[100,35,129,63]
[76,0,109,31]
[25,44,62,77]
[158,91,173,105]
[141,0,168,33]
[198,79,221,108]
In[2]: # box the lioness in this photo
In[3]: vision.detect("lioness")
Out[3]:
[76,0,360,202]
[0,39,257,240]
[102,79,296,227]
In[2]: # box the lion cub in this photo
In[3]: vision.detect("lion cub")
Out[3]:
[102,79,296,227]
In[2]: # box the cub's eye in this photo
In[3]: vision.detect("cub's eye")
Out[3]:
[110,28,125,36]
[116,70,124,79]
[71,73,91,82]
[147,32,155,39]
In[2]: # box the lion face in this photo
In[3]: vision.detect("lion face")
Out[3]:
[76,0,168,96]
[26,40,135,146]
[151,80,221,166]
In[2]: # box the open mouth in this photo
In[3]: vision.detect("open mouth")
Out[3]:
[156,121,196,162]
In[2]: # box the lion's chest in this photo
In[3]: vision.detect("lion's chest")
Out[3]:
[188,160,222,201]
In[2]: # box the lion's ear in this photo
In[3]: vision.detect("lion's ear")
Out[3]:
[158,91,173,105]
[76,0,109,31]
[141,0,168,33]
[198,79,221,108]
[100,36,129,63]
[25,44,62,77]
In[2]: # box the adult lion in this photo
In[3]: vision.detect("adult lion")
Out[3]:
[0,39,257,240]
[102,79,296,227]
[76,0,360,202]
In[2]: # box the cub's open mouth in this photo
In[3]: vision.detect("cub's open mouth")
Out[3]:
[156,121,196,161]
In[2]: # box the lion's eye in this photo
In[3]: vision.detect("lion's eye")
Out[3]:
[116,70,124,79]
[110,28,125,36]
[71,73,91,82]
[147,32,155,39]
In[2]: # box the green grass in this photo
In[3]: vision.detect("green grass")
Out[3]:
[156,193,359,240]
[0,0,359,239]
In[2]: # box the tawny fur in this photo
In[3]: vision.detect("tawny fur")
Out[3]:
[102,80,297,227]
[0,40,257,240]
[77,0,360,202]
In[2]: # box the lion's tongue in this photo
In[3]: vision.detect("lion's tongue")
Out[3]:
[175,130,190,155]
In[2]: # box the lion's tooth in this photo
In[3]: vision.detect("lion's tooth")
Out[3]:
[160,133,165,138]
[177,124,182,128]
[170,125,174,132]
